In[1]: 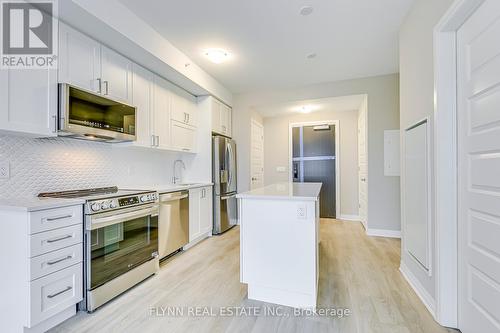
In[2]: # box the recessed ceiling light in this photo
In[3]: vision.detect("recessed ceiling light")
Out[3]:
[204,48,231,64]
[300,6,313,16]
[307,53,317,59]
[299,106,313,113]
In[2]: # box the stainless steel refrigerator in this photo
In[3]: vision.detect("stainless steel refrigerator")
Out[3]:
[212,135,238,234]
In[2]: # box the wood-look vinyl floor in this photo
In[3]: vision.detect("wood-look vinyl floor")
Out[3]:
[50,219,457,333]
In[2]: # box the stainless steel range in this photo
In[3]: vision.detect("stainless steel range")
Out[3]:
[39,187,159,312]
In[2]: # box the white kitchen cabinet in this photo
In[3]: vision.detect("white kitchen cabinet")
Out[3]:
[211,98,232,137]
[171,85,197,128]
[58,23,133,104]
[171,121,197,152]
[0,204,84,332]
[101,46,133,103]
[131,64,153,148]
[58,23,101,93]
[189,186,213,242]
[0,67,58,137]
[152,75,172,150]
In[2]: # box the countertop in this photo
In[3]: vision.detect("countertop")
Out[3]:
[141,182,214,194]
[0,197,86,212]
[236,182,322,201]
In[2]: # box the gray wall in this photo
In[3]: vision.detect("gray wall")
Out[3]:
[263,110,359,217]
[399,0,454,301]
[233,74,401,232]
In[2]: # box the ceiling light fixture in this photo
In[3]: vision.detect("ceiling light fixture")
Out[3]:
[204,48,231,64]
[306,53,317,59]
[299,6,313,16]
[299,105,313,114]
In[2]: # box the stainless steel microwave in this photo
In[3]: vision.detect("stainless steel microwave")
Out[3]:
[58,83,137,143]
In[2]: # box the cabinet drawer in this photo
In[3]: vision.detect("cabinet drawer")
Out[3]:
[30,243,83,281]
[30,224,83,257]
[29,205,83,234]
[29,263,82,328]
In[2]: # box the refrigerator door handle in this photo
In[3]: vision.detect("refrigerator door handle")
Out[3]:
[221,194,236,200]
[227,143,233,188]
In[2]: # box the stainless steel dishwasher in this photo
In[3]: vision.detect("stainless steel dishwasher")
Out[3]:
[159,191,189,259]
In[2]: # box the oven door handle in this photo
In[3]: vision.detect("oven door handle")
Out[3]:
[89,207,158,230]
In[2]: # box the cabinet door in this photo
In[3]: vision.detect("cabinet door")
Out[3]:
[189,188,201,241]
[58,23,101,92]
[222,104,232,137]
[211,98,222,134]
[171,87,197,127]
[171,121,196,152]
[199,187,213,234]
[101,46,133,104]
[0,68,57,137]
[132,64,153,147]
[152,76,171,149]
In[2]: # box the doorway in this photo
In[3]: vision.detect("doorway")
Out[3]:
[289,121,339,218]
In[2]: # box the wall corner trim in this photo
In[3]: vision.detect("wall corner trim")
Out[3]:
[400,263,436,318]
[366,228,401,238]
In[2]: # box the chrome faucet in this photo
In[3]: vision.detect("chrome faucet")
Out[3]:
[172,159,186,184]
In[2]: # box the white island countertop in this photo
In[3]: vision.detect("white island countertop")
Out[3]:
[0,197,85,212]
[236,182,322,201]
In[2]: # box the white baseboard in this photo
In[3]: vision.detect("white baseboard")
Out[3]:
[399,262,436,317]
[338,214,360,221]
[366,228,401,238]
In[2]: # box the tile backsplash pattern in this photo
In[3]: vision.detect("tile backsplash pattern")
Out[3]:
[0,134,180,198]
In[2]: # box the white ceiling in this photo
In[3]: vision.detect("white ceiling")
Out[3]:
[254,95,366,118]
[119,0,414,94]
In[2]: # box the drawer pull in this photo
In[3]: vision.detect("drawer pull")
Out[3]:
[47,255,73,265]
[47,286,72,299]
[46,235,72,243]
[46,214,73,222]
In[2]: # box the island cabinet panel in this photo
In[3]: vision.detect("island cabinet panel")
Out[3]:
[238,192,320,309]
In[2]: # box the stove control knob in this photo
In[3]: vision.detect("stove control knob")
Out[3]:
[101,201,109,210]
[109,200,117,209]
[140,195,148,202]
[91,202,101,212]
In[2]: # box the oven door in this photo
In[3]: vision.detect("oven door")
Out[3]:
[85,204,158,290]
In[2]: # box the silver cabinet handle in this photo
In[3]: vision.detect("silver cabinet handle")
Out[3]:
[47,286,72,299]
[157,135,160,147]
[46,214,72,222]
[187,113,190,124]
[47,255,73,265]
[104,81,109,95]
[52,115,58,133]
[151,135,155,147]
[46,235,72,243]
[97,78,102,94]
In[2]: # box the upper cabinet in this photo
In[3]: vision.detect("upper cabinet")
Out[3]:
[152,75,172,150]
[131,64,153,148]
[0,68,57,137]
[58,23,133,104]
[211,98,232,137]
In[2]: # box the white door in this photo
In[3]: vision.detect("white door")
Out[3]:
[58,23,101,92]
[0,68,57,137]
[358,101,368,228]
[131,64,153,147]
[250,119,265,189]
[457,1,500,332]
[101,46,133,104]
[152,76,171,150]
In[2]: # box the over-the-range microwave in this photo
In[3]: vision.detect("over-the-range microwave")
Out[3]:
[58,83,137,143]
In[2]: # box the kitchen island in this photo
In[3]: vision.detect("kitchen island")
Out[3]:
[236,182,322,309]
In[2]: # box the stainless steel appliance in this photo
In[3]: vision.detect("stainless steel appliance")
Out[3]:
[158,191,189,259]
[212,135,237,234]
[58,83,137,142]
[39,187,159,312]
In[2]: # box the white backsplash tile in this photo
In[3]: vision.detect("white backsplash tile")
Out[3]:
[0,134,182,198]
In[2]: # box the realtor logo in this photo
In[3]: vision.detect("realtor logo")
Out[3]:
[1,0,58,68]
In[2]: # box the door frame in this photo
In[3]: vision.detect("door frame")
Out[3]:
[288,120,340,219]
[250,118,264,189]
[433,0,485,327]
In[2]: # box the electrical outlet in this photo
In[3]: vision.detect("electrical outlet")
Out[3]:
[0,161,10,180]
[297,205,307,219]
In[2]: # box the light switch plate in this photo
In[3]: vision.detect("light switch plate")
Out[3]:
[297,204,307,219]
[0,160,10,180]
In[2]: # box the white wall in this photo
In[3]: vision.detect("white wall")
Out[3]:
[263,110,359,217]
[233,74,400,232]
[399,0,454,306]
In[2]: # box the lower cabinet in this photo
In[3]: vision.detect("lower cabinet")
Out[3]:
[0,204,84,333]
[189,186,213,242]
